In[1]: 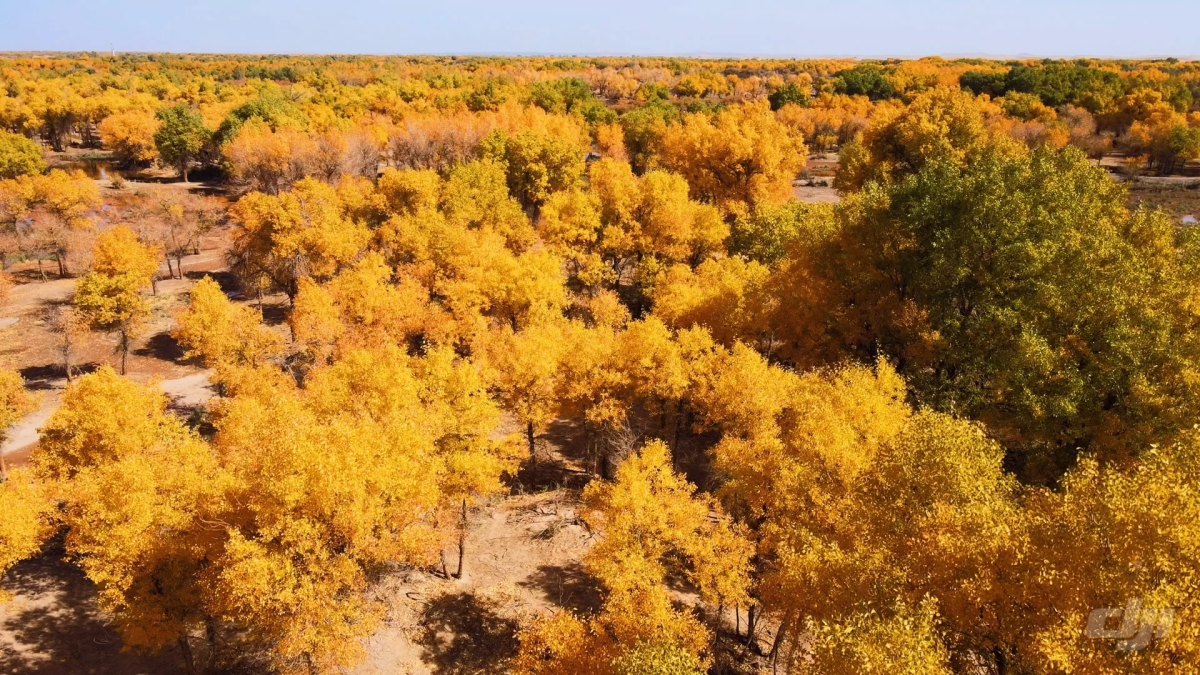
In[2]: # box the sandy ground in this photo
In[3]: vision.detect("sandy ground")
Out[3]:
[0,244,227,471]
[0,159,823,674]
[2,422,604,675]
[352,489,597,675]
[0,400,59,459]
[0,549,180,675]
[793,182,841,204]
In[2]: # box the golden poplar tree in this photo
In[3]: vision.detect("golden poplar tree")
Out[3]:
[516,440,750,674]
[74,227,161,374]
[173,275,284,375]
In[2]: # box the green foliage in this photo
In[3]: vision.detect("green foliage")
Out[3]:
[620,102,679,173]
[611,641,705,675]
[729,201,834,265]
[530,77,592,114]
[959,70,1008,98]
[214,88,309,144]
[824,145,1200,476]
[154,105,210,180]
[482,130,584,211]
[833,63,897,100]
[767,82,810,110]
[808,601,951,675]
[530,77,618,126]
[1006,63,1125,109]
[963,63,1127,111]
[465,77,511,112]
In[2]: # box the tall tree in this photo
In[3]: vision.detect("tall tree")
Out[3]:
[0,468,54,599]
[74,227,160,374]
[173,276,284,374]
[516,440,751,674]
[154,105,209,182]
[793,143,1200,477]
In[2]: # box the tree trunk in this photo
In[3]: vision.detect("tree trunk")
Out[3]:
[177,254,186,279]
[37,258,45,281]
[177,636,196,675]
[712,601,725,653]
[181,163,190,183]
[994,647,1008,675]
[745,604,759,646]
[768,610,793,664]
[526,419,536,466]
[205,618,220,672]
[120,328,130,375]
[455,499,468,579]
[56,255,65,278]
[63,343,74,383]
[673,399,686,451]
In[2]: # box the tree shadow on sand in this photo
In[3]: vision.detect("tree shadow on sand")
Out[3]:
[506,418,597,494]
[18,362,100,390]
[133,331,187,364]
[182,270,239,295]
[0,546,183,675]
[416,592,519,674]
[517,562,603,616]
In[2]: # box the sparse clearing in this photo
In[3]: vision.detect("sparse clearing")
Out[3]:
[793,182,840,204]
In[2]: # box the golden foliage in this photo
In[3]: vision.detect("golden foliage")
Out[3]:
[654,101,807,213]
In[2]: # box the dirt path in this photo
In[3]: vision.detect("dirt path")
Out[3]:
[0,370,216,467]
[158,371,214,409]
[0,398,60,458]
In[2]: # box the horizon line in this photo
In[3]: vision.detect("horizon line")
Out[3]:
[1,50,1198,62]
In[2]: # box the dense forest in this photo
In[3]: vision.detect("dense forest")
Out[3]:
[0,54,1199,674]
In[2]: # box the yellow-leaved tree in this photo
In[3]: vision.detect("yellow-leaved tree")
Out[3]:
[35,367,227,672]
[1013,430,1200,672]
[807,600,952,675]
[515,440,751,674]
[207,344,519,671]
[691,347,1025,671]
[74,226,161,374]
[479,319,569,464]
[229,177,371,303]
[173,275,284,378]
[0,469,55,601]
[653,101,806,214]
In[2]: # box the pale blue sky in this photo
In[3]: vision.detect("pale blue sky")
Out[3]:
[1,0,1197,58]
